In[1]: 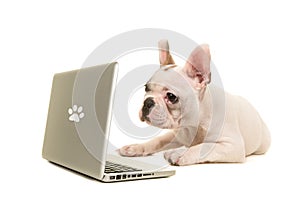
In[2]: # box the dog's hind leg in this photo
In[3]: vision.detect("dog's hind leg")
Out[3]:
[253,124,271,155]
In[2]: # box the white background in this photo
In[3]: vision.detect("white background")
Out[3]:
[1,0,300,199]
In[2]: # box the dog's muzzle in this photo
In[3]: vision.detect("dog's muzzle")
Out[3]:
[141,97,155,122]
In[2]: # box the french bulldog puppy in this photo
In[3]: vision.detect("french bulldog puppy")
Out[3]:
[119,40,271,166]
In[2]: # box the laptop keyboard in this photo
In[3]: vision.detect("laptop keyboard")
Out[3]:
[105,161,142,173]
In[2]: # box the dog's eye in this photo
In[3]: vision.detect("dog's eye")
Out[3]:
[166,92,178,104]
[145,84,150,92]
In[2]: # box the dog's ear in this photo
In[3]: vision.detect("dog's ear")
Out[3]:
[183,44,211,89]
[158,39,175,66]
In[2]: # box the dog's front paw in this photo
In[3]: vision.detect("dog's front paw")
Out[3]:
[164,149,186,166]
[118,144,146,157]
[164,148,197,166]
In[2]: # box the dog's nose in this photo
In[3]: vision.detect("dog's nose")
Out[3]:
[144,97,155,109]
[141,97,155,121]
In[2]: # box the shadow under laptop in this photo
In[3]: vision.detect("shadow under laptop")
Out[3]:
[47,160,173,183]
[47,161,97,182]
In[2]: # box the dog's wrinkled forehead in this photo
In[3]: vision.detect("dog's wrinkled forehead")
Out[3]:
[147,67,193,98]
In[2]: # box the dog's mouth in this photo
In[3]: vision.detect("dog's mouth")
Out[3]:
[144,104,168,127]
[140,115,150,122]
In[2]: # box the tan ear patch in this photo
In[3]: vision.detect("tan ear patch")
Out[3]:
[158,39,175,66]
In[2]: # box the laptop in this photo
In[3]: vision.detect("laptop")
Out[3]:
[42,62,175,182]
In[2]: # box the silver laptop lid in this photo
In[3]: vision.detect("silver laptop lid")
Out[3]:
[42,62,118,180]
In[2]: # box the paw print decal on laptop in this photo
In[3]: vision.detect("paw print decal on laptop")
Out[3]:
[68,105,85,122]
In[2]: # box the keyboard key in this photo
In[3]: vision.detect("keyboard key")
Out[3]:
[104,161,142,173]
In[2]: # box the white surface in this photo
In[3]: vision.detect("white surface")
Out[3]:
[1,0,300,199]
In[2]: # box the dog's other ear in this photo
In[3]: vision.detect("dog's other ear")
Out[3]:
[183,44,211,89]
[158,39,175,66]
